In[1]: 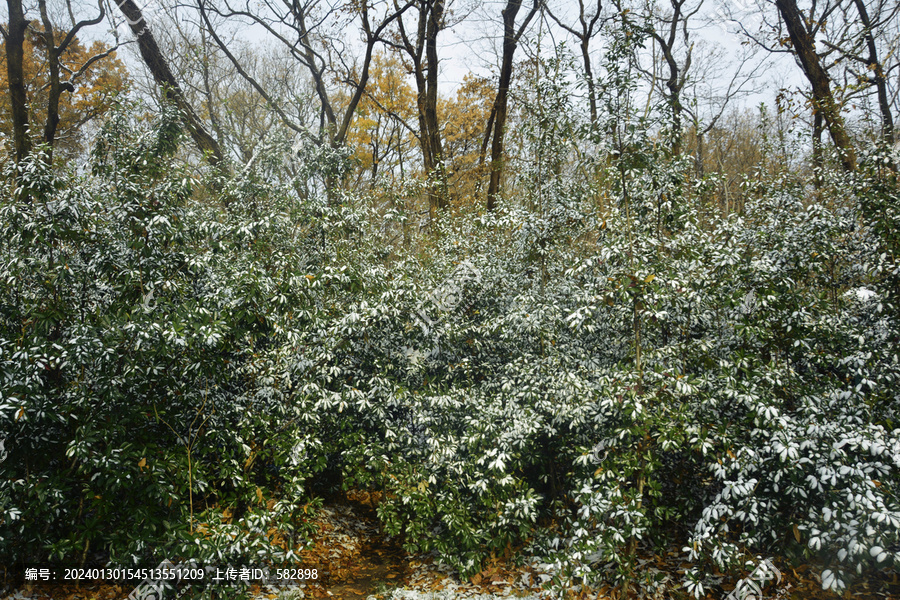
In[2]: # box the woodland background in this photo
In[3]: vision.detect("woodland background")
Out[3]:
[1,0,899,598]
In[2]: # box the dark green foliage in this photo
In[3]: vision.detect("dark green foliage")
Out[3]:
[1,91,898,600]
[0,104,321,574]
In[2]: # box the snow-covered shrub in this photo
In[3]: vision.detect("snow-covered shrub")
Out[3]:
[0,104,327,570]
[2,79,898,600]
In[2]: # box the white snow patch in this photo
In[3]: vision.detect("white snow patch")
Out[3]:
[380,585,545,600]
[845,287,878,302]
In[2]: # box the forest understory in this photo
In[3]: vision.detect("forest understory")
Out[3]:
[5,489,900,600]
[3,0,900,597]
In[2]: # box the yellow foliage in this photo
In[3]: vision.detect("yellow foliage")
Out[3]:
[0,29,130,160]
[344,52,418,184]
[441,73,494,208]
[343,55,494,210]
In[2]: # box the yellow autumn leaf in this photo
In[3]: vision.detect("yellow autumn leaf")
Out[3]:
[0,34,129,160]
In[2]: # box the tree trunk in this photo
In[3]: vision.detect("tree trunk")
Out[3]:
[199,27,225,152]
[813,110,823,187]
[652,0,691,157]
[667,76,683,155]
[581,38,598,124]
[397,0,448,219]
[775,0,856,171]
[411,63,444,218]
[116,0,224,166]
[486,0,538,211]
[41,60,64,162]
[5,0,31,161]
[696,127,705,177]
[38,0,63,161]
[424,0,447,217]
[545,0,603,125]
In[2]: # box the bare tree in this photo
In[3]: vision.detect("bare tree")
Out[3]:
[33,0,113,161]
[725,0,858,171]
[196,0,412,153]
[822,0,898,145]
[116,0,225,165]
[682,41,767,176]
[544,0,606,124]
[775,0,856,171]
[388,0,451,216]
[141,7,319,164]
[643,0,703,156]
